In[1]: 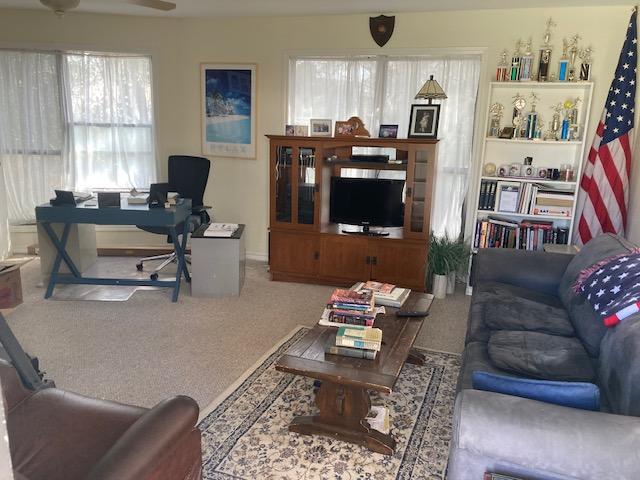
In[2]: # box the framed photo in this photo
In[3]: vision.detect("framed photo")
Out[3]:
[499,127,515,139]
[201,63,257,159]
[294,125,308,136]
[285,125,295,136]
[309,119,332,136]
[408,104,440,139]
[378,124,398,138]
[335,121,354,137]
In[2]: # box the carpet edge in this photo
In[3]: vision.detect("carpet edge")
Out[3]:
[197,324,309,422]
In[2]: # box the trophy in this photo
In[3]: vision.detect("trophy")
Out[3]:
[579,46,593,80]
[558,39,569,81]
[489,102,504,136]
[496,50,509,82]
[568,34,581,82]
[510,40,522,81]
[520,38,534,81]
[537,18,556,82]
[512,93,527,138]
[525,92,539,139]
[545,103,563,140]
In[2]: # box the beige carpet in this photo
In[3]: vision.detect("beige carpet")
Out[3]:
[2,257,470,409]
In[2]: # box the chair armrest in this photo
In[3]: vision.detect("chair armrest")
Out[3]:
[472,249,574,296]
[86,395,200,480]
[448,389,640,480]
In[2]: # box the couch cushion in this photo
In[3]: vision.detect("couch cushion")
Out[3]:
[488,330,596,381]
[483,297,574,336]
[558,233,636,357]
[597,314,640,416]
[466,281,566,344]
[456,341,516,392]
[472,371,601,411]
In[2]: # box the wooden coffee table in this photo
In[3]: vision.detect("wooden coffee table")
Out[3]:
[275,292,431,455]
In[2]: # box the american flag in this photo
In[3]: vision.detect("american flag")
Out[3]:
[577,250,640,327]
[574,9,637,245]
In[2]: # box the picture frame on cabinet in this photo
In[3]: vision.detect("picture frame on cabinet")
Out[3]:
[378,124,399,138]
[309,119,332,136]
[408,104,439,139]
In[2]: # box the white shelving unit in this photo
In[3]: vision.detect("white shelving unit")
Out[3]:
[471,80,594,253]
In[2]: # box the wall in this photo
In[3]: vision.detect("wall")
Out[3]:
[0,5,638,256]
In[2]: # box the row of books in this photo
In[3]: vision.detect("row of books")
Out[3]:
[478,179,498,210]
[478,179,574,218]
[473,217,569,250]
[325,325,383,360]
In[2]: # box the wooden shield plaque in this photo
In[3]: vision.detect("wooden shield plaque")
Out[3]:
[370,15,395,47]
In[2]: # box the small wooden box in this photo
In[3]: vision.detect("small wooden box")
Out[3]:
[0,263,23,309]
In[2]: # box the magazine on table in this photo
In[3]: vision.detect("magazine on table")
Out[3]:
[350,282,411,308]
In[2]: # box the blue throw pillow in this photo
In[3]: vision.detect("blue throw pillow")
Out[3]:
[472,371,601,411]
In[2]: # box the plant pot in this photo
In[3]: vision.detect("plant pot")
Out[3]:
[432,273,448,299]
[447,271,456,295]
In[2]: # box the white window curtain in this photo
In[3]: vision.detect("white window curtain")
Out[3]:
[0,51,65,226]
[0,50,155,234]
[288,55,481,239]
[62,54,155,191]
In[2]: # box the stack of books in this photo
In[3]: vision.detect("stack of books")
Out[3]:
[351,281,411,308]
[326,325,383,360]
[323,288,377,326]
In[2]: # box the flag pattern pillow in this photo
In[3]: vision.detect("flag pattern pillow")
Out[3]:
[574,250,640,327]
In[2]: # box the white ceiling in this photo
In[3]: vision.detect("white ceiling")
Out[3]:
[0,0,636,17]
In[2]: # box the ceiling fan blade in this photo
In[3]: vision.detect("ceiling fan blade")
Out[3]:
[127,0,176,11]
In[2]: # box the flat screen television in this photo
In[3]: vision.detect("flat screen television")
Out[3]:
[329,177,404,235]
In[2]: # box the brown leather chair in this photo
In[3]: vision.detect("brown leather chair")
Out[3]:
[0,360,202,480]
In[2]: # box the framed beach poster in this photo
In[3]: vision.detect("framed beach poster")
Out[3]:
[201,63,257,159]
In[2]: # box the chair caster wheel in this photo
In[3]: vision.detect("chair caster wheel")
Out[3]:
[136,263,143,271]
[150,273,159,281]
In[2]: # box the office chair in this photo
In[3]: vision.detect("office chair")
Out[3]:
[136,155,211,280]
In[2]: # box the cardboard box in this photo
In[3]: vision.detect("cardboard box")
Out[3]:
[0,263,23,309]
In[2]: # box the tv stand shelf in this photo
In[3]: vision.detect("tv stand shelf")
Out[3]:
[267,135,438,291]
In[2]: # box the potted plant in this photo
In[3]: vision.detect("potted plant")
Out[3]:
[428,235,451,299]
[428,234,469,298]
[445,236,470,295]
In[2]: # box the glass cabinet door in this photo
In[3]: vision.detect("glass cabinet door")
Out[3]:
[297,147,316,225]
[274,146,293,223]
[407,149,430,234]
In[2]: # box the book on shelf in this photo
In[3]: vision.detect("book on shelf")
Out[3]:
[350,282,411,308]
[325,345,377,360]
[335,326,383,351]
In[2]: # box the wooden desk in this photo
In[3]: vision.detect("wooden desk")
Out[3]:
[35,198,192,302]
[275,292,430,455]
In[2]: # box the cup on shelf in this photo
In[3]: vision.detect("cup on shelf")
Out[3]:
[536,167,548,179]
[509,163,522,176]
[498,164,509,177]
[560,163,575,181]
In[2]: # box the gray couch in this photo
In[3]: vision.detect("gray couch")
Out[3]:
[448,234,640,480]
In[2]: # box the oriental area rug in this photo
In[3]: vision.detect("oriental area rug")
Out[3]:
[198,327,461,480]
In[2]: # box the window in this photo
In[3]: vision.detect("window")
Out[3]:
[0,50,156,225]
[288,54,481,238]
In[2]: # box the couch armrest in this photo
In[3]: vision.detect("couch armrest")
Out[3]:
[473,249,574,296]
[448,389,640,480]
[86,395,200,480]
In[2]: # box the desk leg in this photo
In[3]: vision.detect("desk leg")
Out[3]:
[169,226,190,302]
[180,221,191,283]
[41,223,81,299]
